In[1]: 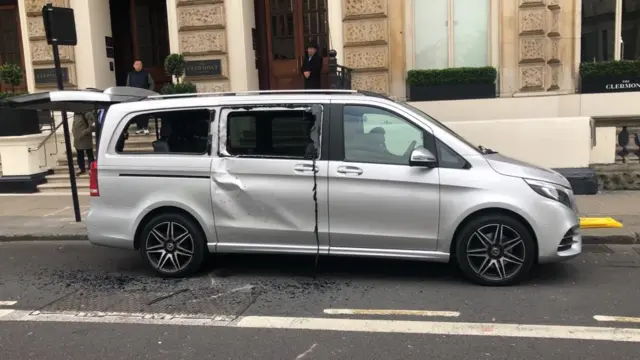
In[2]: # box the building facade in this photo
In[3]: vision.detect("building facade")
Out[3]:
[2,0,640,191]
[2,0,583,97]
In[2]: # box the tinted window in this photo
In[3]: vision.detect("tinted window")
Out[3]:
[436,138,468,169]
[115,109,211,154]
[226,109,319,159]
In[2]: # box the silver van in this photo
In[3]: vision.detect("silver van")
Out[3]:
[7,87,581,286]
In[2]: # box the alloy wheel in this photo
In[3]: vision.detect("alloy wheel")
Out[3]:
[465,223,526,282]
[145,221,195,273]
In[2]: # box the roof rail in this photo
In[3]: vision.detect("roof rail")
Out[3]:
[147,89,359,100]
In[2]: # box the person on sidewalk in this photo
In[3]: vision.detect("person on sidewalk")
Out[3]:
[300,43,323,90]
[126,59,155,135]
[72,110,95,176]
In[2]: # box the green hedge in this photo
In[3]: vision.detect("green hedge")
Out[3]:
[407,66,497,86]
[580,60,640,79]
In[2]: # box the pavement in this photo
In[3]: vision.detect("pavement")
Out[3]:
[0,191,639,243]
[2,241,640,359]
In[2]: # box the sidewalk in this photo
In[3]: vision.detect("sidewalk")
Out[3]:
[0,192,638,243]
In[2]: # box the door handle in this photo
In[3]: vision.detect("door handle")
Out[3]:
[294,164,318,173]
[336,166,363,175]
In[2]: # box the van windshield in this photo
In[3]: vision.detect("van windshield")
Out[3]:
[395,101,486,154]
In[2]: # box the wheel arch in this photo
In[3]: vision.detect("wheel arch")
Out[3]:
[448,207,539,262]
[134,206,206,250]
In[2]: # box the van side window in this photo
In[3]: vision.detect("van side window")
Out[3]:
[115,109,212,155]
[342,105,435,166]
[226,109,320,159]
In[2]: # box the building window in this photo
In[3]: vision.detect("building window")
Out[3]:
[413,0,489,69]
[581,0,640,62]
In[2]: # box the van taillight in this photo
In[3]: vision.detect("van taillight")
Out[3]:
[89,161,99,197]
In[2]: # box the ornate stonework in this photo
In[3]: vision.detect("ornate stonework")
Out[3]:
[343,46,388,69]
[343,19,387,46]
[24,0,67,14]
[176,1,229,91]
[342,0,390,94]
[178,2,225,30]
[509,0,570,93]
[343,0,386,18]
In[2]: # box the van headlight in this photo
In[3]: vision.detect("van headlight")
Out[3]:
[524,178,575,210]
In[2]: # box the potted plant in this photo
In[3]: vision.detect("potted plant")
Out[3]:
[579,60,640,94]
[406,66,497,101]
[0,64,40,137]
[160,53,197,95]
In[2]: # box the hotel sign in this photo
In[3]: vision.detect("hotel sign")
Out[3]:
[34,67,69,84]
[581,76,640,94]
[185,60,222,77]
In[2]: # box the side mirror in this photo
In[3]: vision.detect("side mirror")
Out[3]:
[409,147,437,168]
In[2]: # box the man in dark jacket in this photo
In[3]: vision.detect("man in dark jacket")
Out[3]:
[300,43,323,89]
[72,111,95,176]
[126,59,155,135]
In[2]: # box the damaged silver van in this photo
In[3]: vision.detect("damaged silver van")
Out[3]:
[5,87,581,286]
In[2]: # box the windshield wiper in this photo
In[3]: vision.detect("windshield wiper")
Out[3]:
[478,145,497,154]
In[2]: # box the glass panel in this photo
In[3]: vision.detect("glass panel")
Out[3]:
[270,1,295,60]
[622,0,640,60]
[581,0,616,62]
[414,0,448,69]
[343,105,425,166]
[453,0,489,67]
[301,0,328,56]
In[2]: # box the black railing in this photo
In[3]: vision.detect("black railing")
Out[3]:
[328,50,353,90]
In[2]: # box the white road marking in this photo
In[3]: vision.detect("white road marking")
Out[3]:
[324,309,460,317]
[0,310,15,317]
[295,343,317,359]
[594,315,640,324]
[43,206,70,217]
[2,310,640,342]
[0,301,17,306]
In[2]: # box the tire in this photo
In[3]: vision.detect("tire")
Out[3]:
[138,213,207,278]
[455,214,535,286]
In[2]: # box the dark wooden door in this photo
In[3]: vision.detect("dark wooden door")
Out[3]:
[0,4,25,92]
[130,0,171,92]
[265,0,329,90]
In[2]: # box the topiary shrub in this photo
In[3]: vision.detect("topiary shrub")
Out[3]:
[161,53,196,95]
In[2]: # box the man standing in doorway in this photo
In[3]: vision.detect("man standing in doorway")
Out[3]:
[300,43,323,89]
[126,59,155,134]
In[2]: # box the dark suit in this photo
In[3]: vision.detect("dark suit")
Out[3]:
[300,54,323,89]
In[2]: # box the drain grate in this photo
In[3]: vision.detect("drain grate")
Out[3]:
[39,291,173,313]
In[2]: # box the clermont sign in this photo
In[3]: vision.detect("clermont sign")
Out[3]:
[581,76,640,94]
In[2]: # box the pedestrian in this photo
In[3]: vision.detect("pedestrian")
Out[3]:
[300,43,323,89]
[126,59,155,135]
[72,110,95,176]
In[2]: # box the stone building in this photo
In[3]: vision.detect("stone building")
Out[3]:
[1,0,583,97]
[1,0,640,192]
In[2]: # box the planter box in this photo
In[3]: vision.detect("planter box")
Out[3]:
[580,76,640,94]
[0,108,41,137]
[408,83,496,102]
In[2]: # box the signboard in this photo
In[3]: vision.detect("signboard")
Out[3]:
[185,60,222,77]
[34,68,69,84]
[105,36,114,59]
[581,76,640,94]
[42,6,77,46]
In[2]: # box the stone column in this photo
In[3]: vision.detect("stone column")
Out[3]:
[175,0,230,93]
[342,0,390,94]
[225,0,259,91]
[500,0,580,97]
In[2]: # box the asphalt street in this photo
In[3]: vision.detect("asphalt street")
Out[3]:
[1,241,640,359]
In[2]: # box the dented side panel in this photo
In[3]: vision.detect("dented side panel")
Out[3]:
[211,105,329,254]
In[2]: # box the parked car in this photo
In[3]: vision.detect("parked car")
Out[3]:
[5,87,582,286]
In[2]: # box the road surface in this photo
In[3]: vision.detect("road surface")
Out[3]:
[1,241,640,359]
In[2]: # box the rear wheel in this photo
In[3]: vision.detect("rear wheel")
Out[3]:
[138,213,207,278]
[455,214,535,286]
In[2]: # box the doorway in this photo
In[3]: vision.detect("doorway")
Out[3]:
[109,0,171,92]
[0,0,25,92]
[256,0,330,90]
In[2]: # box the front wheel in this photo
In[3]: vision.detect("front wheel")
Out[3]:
[455,214,536,286]
[139,213,207,278]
